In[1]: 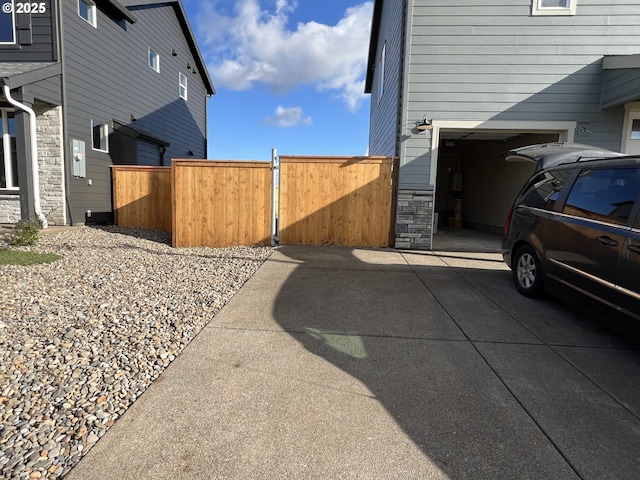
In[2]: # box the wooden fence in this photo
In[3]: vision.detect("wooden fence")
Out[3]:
[112,156,397,248]
[172,160,272,248]
[111,166,172,232]
[279,156,397,247]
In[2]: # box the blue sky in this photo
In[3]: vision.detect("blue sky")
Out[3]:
[181,0,374,160]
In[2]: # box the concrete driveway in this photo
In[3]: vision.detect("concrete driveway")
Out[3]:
[66,244,640,480]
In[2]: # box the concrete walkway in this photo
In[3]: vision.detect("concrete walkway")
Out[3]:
[66,245,640,479]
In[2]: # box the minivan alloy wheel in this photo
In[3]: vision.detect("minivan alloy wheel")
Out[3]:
[513,245,543,297]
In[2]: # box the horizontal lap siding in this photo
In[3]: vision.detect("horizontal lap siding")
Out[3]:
[398,0,640,189]
[368,0,405,158]
[172,161,272,248]
[63,1,208,222]
[0,0,56,61]
[601,69,640,108]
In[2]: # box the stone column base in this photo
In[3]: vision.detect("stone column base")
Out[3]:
[395,190,434,250]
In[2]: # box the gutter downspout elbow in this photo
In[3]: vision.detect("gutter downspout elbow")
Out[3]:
[3,85,48,228]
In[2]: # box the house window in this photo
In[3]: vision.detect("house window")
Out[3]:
[378,42,386,104]
[148,48,160,72]
[92,121,108,152]
[78,0,97,27]
[0,110,18,190]
[532,0,576,16]
[0,6,16,44]
[179,72,188,100]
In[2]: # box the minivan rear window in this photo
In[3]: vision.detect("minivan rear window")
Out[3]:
[518,169,571,210]
[563,168,640,225]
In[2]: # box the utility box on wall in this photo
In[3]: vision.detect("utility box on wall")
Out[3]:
[72,139,86,178]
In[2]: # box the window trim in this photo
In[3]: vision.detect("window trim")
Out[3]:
[179,72,188,100]
[0,109,18,191]
[91,120,109,153]
[622,102,640,154]
[0,7,16,44]
[78,0,97,27]
[531,0,577,16]
[148,48,160,72]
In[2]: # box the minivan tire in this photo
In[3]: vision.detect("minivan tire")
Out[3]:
[513,245,543,298]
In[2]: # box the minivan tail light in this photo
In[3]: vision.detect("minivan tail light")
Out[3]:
[504,208,513,236]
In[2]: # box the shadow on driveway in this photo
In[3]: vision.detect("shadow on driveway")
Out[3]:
[271,246,640,479]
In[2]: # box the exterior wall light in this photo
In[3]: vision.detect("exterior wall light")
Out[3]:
[417,116,433,131]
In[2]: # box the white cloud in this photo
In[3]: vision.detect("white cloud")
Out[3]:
[196,0,373,112]
[265,106,312,128]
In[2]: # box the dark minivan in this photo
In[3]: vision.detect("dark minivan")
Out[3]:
[501,143,640,336]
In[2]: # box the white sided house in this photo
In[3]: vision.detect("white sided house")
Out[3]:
[365,0,640,249]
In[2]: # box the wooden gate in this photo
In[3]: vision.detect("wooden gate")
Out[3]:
[278,156,397,247]
[112,156,397,248]
[172,160,272,248]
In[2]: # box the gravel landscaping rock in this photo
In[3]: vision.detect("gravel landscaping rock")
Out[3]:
[0,226,274,479]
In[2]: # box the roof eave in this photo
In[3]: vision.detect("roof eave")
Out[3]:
[173,1,215,95]
[364,0,384,94]
[102,0,138,23]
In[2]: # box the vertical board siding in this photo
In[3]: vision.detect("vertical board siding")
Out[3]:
[279,156,395,247]
[111,166,171,232]
[172,160,272,248]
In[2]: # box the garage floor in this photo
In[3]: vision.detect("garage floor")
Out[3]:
[431,227,502,252]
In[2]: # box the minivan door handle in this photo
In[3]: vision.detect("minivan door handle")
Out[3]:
[629,244,640,255]
[597,236,618,247]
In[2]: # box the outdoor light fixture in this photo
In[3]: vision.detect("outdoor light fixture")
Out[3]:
[416,116,433,131]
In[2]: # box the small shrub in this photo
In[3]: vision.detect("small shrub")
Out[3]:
[10,219,43,247]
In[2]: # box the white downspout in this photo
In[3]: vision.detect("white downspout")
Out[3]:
[3,85,48,228]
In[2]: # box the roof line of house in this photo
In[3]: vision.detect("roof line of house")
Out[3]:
[0,62,62,89]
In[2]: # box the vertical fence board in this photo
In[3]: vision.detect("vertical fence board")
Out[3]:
[111,166,172,232]
[172,160,272,248]
[113,156,396,249]
[279,156,396,247]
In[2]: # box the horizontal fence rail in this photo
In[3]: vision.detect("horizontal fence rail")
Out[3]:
[279,156,397,248]
[111,166,172,232]
[172,160,272,248]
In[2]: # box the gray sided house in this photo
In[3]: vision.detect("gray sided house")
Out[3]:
[0,0,214,226]
[365,0,640,249]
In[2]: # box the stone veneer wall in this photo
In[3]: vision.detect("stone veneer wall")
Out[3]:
[37,105,65,225]
[395,189,434,250]
[0,105,65,225]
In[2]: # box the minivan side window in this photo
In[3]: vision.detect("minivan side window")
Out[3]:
[518,169,571,210]
[563,168,640,225]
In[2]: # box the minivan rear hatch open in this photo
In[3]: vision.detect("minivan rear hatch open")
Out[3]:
[504,142,627,169]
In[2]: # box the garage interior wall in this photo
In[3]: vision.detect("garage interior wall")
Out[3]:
[435,133,558,234]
